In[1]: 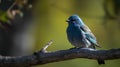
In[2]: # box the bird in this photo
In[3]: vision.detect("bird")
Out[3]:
[66,14,105,65]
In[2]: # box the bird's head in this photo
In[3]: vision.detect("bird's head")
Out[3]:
[66,14,84,25]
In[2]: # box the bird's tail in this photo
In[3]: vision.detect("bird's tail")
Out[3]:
[90,44,105,65]
[97,59,105,65]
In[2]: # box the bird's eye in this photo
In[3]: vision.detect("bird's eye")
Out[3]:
[70,19,76,21]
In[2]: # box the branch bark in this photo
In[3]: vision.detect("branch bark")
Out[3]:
[0,41,120,67]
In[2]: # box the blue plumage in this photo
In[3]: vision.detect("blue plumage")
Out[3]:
[66,14,105,64]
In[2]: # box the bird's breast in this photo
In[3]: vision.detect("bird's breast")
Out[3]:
[67,25,85,47]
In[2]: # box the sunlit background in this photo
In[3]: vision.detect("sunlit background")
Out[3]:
[0,0,120,67]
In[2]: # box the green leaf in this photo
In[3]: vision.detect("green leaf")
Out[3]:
[0,10,9,23]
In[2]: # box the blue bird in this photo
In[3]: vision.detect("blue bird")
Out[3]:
[66,15,105,65]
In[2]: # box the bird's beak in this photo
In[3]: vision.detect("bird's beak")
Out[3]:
[66,20,70,22]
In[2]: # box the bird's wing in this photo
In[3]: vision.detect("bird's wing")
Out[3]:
[85,33,101,48]
[80,25,101,47]
[80,25,96,40]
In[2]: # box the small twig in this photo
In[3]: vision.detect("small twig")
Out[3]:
[7,1,18,19]
[41,40,53,52]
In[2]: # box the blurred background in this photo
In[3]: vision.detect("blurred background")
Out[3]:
[0,0,120,67]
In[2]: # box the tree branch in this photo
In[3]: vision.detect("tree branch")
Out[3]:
[0,41,120,67]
